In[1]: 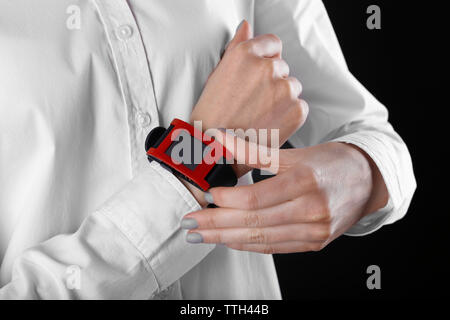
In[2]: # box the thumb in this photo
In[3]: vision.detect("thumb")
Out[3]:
[225,20,252,53]
[212,129,285,175]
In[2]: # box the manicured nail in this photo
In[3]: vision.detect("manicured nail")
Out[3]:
[186,233,203,244]
[236,20,245,32]
[204,192,214,204]
[180,218,198,230]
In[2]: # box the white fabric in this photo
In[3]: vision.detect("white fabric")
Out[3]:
[0,0,415,299]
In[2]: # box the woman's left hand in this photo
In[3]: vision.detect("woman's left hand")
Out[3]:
[181,135,389,253]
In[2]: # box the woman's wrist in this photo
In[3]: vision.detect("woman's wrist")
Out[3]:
[179,177,208,207]
[342,143,389,216]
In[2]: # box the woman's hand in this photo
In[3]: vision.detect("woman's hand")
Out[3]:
[190,20,308,145]
[181,133,389,252]
[183,20,308,203]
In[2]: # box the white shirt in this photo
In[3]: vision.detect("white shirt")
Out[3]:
[0,0,416,299]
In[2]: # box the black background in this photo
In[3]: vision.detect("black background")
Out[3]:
[272,1,447,300]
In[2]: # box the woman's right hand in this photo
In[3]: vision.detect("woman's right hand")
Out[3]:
[190,20,308,146]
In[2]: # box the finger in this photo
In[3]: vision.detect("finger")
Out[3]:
[286,98,309,131]
[284,76,302,99]
[272,58,289,78]
[210,128,284,173]
[188,223,330,244]
[225,20,253,52]
[184,193,329,229]
[226,241,323,254]
[247,33,282,58]
[210,169,318,210]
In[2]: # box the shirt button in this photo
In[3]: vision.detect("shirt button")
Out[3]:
[137,112,151,128]
[116,25,134,40]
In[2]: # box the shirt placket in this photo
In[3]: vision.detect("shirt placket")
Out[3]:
[93,0,160,175]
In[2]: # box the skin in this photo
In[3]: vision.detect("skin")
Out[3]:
[180,21,389,253]
[190,21,307,140]
[183,134,389,253]
[184,20,307,204]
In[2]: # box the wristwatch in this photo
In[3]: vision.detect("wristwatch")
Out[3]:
[145,118,237,191]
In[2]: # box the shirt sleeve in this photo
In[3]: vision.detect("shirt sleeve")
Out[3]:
[254,0,416,235]
[0,161,214,299]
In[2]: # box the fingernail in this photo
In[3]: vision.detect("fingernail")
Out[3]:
[204,192,214,204]
[236,19,245,32]
[180,218,198,230]
[186,233,203,244]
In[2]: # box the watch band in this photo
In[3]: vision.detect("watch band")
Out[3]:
[145,118,237,191]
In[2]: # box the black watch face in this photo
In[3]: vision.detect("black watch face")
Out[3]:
[164,131,211,171]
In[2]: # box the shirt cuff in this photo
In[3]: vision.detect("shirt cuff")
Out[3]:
[100,161,215,294]
[331,133,397,236]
